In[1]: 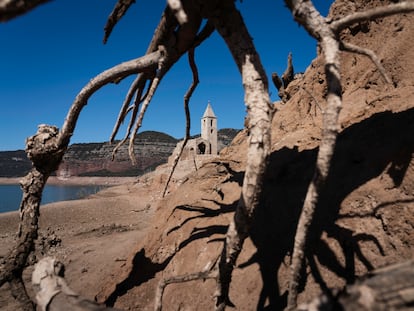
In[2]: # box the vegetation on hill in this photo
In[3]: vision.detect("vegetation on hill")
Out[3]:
[0,150,31,177]
[0,130,239,177]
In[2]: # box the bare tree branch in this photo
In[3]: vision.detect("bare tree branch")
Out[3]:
[282,52,295,88]
[0,0,51,22]
[0,51,161,308]
[110,74,147,145]
[285,1,414,310]
[340,41,392,84]
[208,1,274,309]
[192,19,215,47]
[109,6,176,156]
[0,125,62,310]
[300,86,323,113]
[167,0,187,24]
[331,1,414,33]
[103,0,136,44]
[154,267,217,311]
[272,52,295,102]
[296,259,414,311]
[32,257,120,310]
[163,48,199,197]
[272,72,283,90]
[110,4,211,162]
[0,2,211,308]
[110,88,144,161]
[285,1,343,309]
[57,51,162,148]
[128,48,169,164]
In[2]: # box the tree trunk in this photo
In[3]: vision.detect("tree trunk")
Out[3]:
[297,260,414,311]
[209,1,274,309]
[0,125,64,310]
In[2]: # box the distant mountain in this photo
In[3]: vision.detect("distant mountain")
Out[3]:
[0,150,32,177]
[217,128,241,149]
[0,129,240,178]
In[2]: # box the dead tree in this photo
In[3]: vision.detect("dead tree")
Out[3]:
[284,1,414,310]
[0,1,246,309]
[1,1,414,310]
[272,52,295,102]
[0,50,164,310]
[296,259,414,311]
[207,3,274,309]
[0,125,64,311]
[32,257,121,311]
[162,48,199,197]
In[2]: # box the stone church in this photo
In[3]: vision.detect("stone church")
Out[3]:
[169,102,219,166]
[196,101,218,155]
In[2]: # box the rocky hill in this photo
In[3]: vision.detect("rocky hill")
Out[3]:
[1,1,413,310]
[0,129,240,177]
[93,1,414,310]
[0,150,32,177]
[57,131,179,177]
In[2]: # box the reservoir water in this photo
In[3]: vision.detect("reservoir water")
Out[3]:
[0,184,106,213]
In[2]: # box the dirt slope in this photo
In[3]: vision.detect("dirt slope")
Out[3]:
[96,1,414,310]
[1,1,413,310]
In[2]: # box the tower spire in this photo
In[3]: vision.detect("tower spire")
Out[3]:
[201,101,218,155]
[203,101,216,118]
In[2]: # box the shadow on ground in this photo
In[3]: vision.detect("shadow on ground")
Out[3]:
[248,108,414,310]
[104,108,414,310]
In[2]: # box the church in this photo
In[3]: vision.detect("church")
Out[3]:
[196,101,218,155]
[169,102,218,165]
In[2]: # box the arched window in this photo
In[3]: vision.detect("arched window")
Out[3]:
[198,142,206,154]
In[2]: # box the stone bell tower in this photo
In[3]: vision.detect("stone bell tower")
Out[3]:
[200,101,218,155]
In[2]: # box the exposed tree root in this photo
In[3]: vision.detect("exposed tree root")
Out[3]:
[163,48,199,197]
[272,52,295,102]
[284,1,414,310]
[154,257,219,311]
[0,125,63,310]
[340,41,391,84]
[209,1,274,309]
[2,1,414,310]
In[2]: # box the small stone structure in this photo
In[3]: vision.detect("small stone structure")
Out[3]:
[200,102,218,155]
[167,102,219,175]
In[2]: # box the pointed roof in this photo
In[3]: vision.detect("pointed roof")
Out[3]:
[202,101,217,118]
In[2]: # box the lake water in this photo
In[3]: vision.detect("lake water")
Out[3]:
[0,184,106,213]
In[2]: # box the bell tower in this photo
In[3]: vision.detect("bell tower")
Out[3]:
[201,101,218,155]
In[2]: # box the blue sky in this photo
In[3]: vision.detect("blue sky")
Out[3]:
[0,0,333,151]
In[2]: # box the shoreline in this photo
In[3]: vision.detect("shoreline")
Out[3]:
[0,176,138,186]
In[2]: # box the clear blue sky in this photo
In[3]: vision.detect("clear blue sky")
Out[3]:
[0,0,333,151]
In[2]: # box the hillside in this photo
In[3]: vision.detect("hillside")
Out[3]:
[1,1,413,310]
[0,129,239,178]
[0,150,31,177]
[94,1,414,309]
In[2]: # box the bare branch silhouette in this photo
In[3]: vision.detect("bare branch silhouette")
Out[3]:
[340,41,391,84]
[163,48,199,197]
[285,1,414,309]
[331,2,414,33]
[0,0,51,22]
[103,0,136,44]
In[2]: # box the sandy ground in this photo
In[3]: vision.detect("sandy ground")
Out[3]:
[0,177,159,310]
[2,1,414,310]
